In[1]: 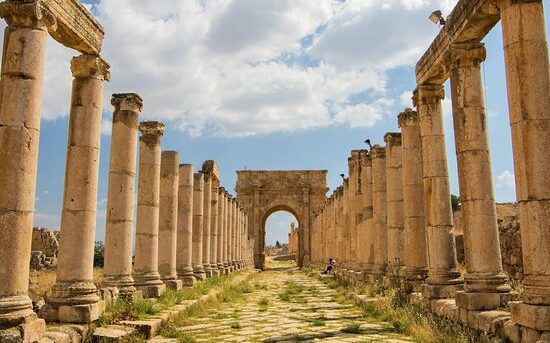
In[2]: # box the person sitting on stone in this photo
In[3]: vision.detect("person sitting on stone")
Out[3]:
[321,257,335,274]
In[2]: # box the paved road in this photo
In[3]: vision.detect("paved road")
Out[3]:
[150,267,413,342]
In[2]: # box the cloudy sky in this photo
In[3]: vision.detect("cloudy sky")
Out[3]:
[11,0,548,245]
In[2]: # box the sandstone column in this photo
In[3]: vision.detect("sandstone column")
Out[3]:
[398,109,428,285]
[102,94,142,294]
[384,133,405,276]
[223,192,231,274]
[133,121,166,298]
[449,43,510,310]
[229,199,236,270]
[158,151,182,290]
[415,84,462,299]
[501,0,550,330]
[45,55,110,323]
[0,2,53,337]
[361,151,375,278]
[192,173,206,281]
[217,188,226,274]
[210,183,220,276]
[201,175,213,277]
[176,164,196,286]
[371,146,388,278]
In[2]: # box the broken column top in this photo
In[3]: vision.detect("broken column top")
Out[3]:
[201,160,221,182]
[112,93,143,112]
[384,132,402,146]
[397,108,419,128]
[70,54,110,81]
[139,121,165,137]
[370,145,386,159]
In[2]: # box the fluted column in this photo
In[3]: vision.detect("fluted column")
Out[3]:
[217,188,226,274]
[45,54,110,323]
[202,175,212,277]
[192,173,206,281]
[371,146,387,278]
[415,84,462,299]
[398,109,428,285]
[450,43,510,310]
[176,164,195,286]
[102,94,141,294]
[384,133,405,276]
[133,121,166,298]
[0,1,54,336]
[158,151,182,290]
[500,0,550,331]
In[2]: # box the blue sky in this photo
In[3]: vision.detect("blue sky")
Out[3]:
[20,0,549,246]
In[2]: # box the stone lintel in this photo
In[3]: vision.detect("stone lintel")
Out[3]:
[415,0,500,85]
[44,0,104,54]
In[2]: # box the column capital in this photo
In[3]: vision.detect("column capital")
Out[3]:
[71,54,111,81]
[218,187,226,195]
[384,132,402,146]
[415,84,445,106]
[0,0,56,30]
[398,108,419,128]
[370,145,386,159]
[139,121,165,140]
[359,150,372,167]
[112,93,143,113]
[450,42,486,67]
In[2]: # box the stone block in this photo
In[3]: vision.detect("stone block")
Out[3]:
[538,332,550,343]
[456,291,508,310]
[475,310,511,333]
[459,308,469,325]
[520,325,542,343]
[510,302,550,331]
[120,319,162,338]
[58,301,104,323]
[19,317,46,343]
[92,325,136,343]
[504,321,521,343]
[137,284,166,299]
[422,283,463,299]
[164,280,183,290]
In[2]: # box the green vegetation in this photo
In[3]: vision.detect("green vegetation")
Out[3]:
[230,322,242,329]
[93,241,104,268]
[311,314,326,326]
[159,324,197,343]
[258,297,270,312]
[341,323,362,334]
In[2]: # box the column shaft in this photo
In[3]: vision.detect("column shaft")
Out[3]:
[210,184,219,276]
[46,54,109,323]
[133,121,166,298]
[192,173,206,280]
[103,94,142,293]
[202,176,212,277]
[176,164,195,286]
[371,146,387,277]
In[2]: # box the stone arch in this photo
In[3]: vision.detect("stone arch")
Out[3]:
[236,170,328,270]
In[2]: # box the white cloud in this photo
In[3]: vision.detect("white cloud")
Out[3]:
[0,0,460,137]
[34,213,60,230]
[400,91,413,107]
[497,170,515,189]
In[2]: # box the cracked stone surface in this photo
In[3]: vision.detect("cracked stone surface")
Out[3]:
[152,266,413,342]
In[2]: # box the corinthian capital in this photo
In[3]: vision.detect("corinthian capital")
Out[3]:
[0,0,56,31]
[71,54,111,81]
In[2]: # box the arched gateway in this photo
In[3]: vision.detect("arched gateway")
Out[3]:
[236,170,328,270]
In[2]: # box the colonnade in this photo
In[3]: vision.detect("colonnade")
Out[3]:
[311,1,549,338]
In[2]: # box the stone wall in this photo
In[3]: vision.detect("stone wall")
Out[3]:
[454,203,522,283]
[30,227,60,270]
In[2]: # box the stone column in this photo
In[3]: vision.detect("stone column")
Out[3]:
[415,84,462,299]
[500,0,550,333]
[158,151,182,290]
[217,188,226,274]
[398,109,428,285]
[384,133,405,276]
[0,2,53,337]
[192,173,206,280]
[210,183,220,276]
[201,175,212,277]
[133,121,166,298]
[45,55,110,323]
[176,164,195,286]
[361,151,375,277]
[449,43,510,310]
[229,199,236,270]
[371,146,388,278]
[223,192,230,274]
[102,94,142,294]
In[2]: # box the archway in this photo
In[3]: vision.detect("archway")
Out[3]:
[236,170,328,270]
[263,210,299,268]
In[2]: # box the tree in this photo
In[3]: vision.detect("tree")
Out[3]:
[275,240,282,249]
[451,194,461,212]
[94,241,105,268]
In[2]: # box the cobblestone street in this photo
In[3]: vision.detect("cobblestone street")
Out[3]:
[151,265,413,342]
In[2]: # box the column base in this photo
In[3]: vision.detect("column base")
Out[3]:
[456,291,517,311]
[42,301,104,323]
[43,280,102,323]
[177,267,196,287]
[101,274,137,295]
[163,279,183,290]
[193,265,206,281]
[203,264,213,278]
[402,267,428,283]
[464,272,511,294]
[210,264,220,277]
[136,284,166,299]
[510,301,550,331]
[0,313,45,343]
[422,283,464,300]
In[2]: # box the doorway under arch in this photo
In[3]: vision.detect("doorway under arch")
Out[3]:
[263,210,299,267]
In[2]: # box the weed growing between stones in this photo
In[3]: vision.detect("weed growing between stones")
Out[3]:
[311,314,326,326]
[159,324,197,343]
[258,297,270,312]
[230,322,242,329]
[341,323,362,334]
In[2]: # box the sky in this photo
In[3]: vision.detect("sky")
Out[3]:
[8,0,548,246]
